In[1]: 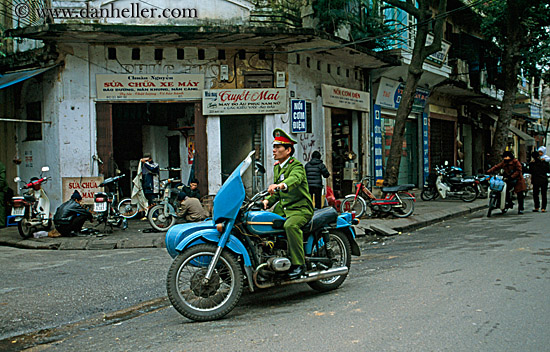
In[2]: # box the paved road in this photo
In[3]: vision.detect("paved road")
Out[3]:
[1,209,549,351]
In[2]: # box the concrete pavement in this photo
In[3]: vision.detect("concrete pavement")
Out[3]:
[0,195,489,250]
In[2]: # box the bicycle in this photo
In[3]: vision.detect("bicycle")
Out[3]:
[340,176,416,218]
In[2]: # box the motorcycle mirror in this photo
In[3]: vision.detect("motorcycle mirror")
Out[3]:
[14,176,21,183]
[41,166,49,172]
[255,162,265,174]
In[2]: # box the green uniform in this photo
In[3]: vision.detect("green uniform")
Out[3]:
[0,161,7,227]
[266,157,314,265]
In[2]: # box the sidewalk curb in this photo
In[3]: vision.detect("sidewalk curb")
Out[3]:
[357,203,488,236]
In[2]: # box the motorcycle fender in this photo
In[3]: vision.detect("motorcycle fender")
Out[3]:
[174,229,252,267]
[163,203,177,217]
[334,219,361,257]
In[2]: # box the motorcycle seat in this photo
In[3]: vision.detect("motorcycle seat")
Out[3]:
[381,184,415,193]
[24,195,35,202]
[302,207,338,233]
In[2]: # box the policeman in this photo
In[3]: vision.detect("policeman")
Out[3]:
[263,128,313,279]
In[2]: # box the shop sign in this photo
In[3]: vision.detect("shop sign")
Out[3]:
[375,77,430,113]
[422,113,429,185]
[321,84,369,112]
[425,34,451,66]
[291,100,307,133]
[202,88,287,115]
[96,74,204,100]
[62,177,104,205]
[373,104,384,181]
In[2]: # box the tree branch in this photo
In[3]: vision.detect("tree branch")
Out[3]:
[422,0,447,59]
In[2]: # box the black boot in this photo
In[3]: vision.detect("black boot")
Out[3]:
[287,265,305,280]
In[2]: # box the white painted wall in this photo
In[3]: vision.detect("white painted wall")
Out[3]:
[207,116,222,195]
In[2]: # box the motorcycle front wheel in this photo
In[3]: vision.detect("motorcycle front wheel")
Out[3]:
[340,195,367,218]
[118,198,139,219]
[167,244,244,322]
[18,217,34,239]
[307,230,352,292]
[392,192,415,218]
[461,185,478,202]
[148,204,177,232]
[420,187,438,201]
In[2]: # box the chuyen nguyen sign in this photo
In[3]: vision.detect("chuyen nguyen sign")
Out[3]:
[202,88,287,115]
[96,74,204,100]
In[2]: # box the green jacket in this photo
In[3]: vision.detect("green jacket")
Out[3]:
[266,157,313,219]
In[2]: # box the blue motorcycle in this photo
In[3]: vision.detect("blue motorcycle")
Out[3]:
[165,151,361,321]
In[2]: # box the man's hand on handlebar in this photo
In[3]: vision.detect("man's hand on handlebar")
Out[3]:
[267,183,287,195]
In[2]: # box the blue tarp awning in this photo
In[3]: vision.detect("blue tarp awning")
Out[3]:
[0,66,56,90]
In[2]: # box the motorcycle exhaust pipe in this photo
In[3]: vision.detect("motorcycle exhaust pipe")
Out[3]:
[253,266,349,289]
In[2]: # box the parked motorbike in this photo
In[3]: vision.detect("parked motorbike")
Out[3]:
[340,176,415,218]
[421,163,478,202]
[165,151,361,321]
[147,177,182,232]
[93,175,129,232]
[11,166,52,238]
[474,174,490,199]
[487,175,512,217]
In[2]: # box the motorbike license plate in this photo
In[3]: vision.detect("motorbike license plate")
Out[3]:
[94,202,107,212]
[11,207,25,216]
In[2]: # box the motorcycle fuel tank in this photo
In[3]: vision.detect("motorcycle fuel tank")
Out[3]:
[244,211,286,236]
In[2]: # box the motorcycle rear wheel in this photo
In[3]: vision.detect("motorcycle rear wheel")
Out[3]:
[392,192,415,218]
[420,187,438,201]
[167,244,243,322]
[340,195,366,218]
[118,198,139,219]
[148,204,176,232]
[461,185,478,202]
[18,217,33,239]
[308,230,351,292]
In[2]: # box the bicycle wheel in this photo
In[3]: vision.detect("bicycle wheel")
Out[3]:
[392,192,415,218]
[118,198,139,218]
[340,195,366,218]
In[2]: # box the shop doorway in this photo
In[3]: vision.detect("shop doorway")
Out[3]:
[220,115,264,194]
[380,116,419,186]
[331,108,362,198]
[429,118,455,170]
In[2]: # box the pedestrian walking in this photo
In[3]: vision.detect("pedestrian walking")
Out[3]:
[528,151,549,212]
[305,151,330,209]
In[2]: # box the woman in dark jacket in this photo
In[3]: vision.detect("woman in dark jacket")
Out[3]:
[305,151,330,209]
[528,151,550,212]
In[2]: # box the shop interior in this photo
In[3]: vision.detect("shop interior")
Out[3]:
[111,102,195,197]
